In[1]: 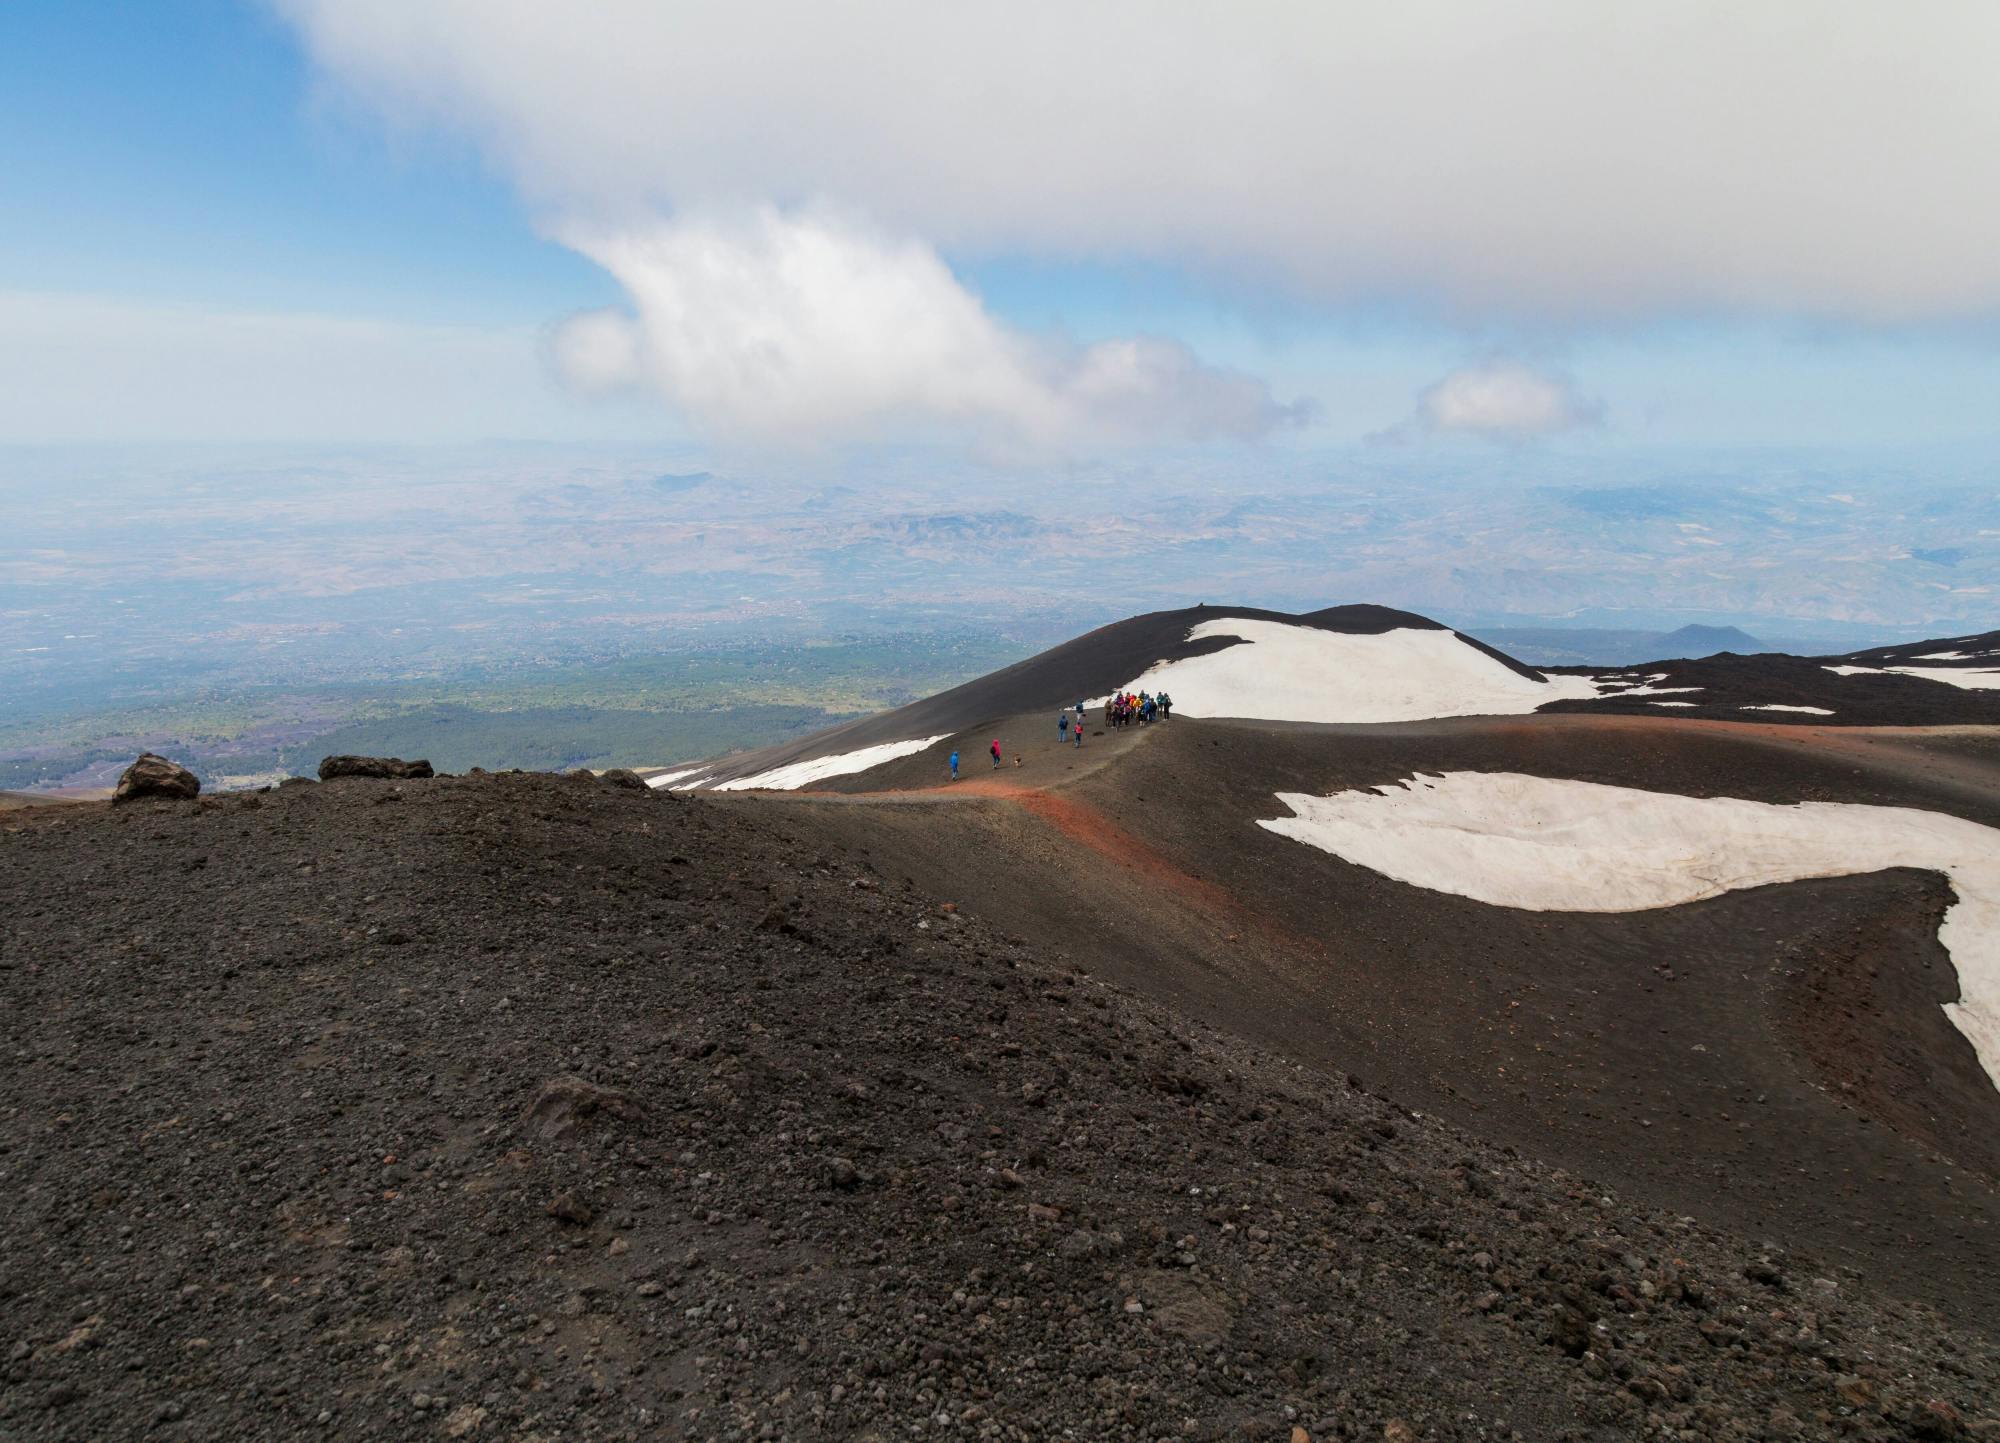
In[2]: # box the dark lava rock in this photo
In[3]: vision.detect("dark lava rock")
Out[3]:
[316,755,434,781]
[524,1075,646,1142]
[111,752,200,805]
[598,769,649,791]
[818,1156,862,1190]
[545,1190,594,1226]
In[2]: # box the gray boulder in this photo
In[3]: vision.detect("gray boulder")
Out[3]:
[112,753,200,805]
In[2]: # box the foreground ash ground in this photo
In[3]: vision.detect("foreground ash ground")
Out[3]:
[5,605,2000,1442]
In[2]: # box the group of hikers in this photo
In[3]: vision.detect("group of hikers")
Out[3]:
[1103,689,1171,727]
[945,693,1175,780]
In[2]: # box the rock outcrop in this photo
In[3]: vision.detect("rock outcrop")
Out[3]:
[316,755,434,781]
[111,753,200,804]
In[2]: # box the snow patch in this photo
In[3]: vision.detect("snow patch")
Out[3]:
[709,734,950,791]
[1742,704,1835,716]
[1603,682,1705,698]
[1826,663,2000,690]
[1594,672,1671,690]
[1649,701,1697,707]
[1890,666,2000,691]
[1259,772,2000,1090]
[644,766,707,790]
[1110,619,1601,724]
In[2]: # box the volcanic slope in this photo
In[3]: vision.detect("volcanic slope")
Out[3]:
[5,772,1999,1441]
[747,705,2000,1328]
[657,603,2000,1302]
[663,606,1575,790]
[659,607,2000,792]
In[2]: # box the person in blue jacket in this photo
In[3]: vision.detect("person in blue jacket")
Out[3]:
[1058,711,1070,740]
[948,749,959,781]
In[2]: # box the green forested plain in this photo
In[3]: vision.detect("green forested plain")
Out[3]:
[0,632,1028,791]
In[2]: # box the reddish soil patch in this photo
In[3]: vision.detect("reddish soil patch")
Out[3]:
[1008,786,1249,927]
[828,769,1306,951]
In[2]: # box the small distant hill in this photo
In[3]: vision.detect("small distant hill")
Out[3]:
[1653,623,1765,657]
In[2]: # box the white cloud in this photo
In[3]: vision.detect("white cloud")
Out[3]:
[276,1,2000,322]
[547,208,1301,448]
[1405,361,1604,440]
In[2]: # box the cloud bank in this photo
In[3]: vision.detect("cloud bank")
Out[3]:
[549,209,1302,448]
[279,1,2000,323]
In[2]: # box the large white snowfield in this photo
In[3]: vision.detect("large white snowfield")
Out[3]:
[1112,619,1601,723]
[1259,771,2000,1090]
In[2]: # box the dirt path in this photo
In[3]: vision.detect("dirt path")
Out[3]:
[723,721,1288,941]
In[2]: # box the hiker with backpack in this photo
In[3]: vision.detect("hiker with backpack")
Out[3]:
[948,749,959,781]
[1058,711,1070,741]
[990,738,1002,769]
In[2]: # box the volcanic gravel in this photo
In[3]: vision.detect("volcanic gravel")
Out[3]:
[804,715,2000,1323]
[2,771,1997,1441]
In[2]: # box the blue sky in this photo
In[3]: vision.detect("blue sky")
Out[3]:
[2,1,1996,454]
[0,0,605,322]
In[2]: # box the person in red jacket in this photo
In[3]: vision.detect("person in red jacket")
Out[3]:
[989,738,1002,769]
